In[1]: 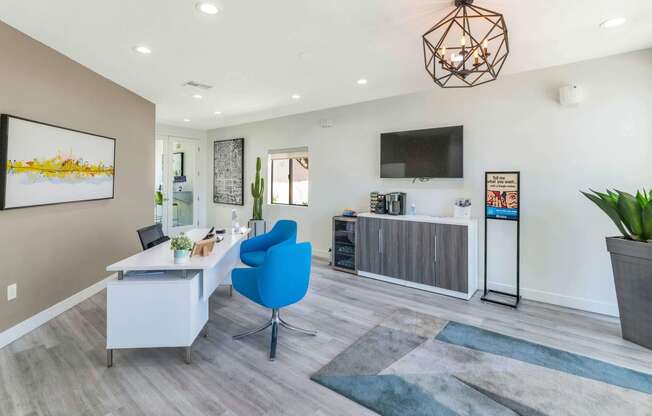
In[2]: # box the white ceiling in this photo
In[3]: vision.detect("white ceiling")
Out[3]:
[1,0,651,129]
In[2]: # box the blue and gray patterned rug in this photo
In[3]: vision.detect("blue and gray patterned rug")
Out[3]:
[311,309,652,415]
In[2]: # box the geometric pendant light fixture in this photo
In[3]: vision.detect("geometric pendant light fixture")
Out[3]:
[422,0,509,88]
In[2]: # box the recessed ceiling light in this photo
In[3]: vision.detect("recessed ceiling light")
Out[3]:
[600,17,626,29]
[197,2,219,15]
[183,118,191,122]
[291,94,301,100]
[192,94,203,99]
[133,45,152,55]
[214,111,222,115]
[357,78,368,85]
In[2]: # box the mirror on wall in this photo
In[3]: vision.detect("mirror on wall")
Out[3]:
[172,152,185,180]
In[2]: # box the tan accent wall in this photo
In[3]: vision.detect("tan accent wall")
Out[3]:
[0,21,155,332]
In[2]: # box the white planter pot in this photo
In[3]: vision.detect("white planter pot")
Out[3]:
[174,249,190,264]
[248,219,267,238]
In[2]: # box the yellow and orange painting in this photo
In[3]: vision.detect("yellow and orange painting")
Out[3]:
[2,115,115,209]
[7,151,114,183]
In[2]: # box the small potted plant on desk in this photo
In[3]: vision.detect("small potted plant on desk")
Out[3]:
[583,189,652,349]
[248,156,266,237]
[171,234,193,264]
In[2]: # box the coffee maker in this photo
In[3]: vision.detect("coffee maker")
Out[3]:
[385,192,407,215]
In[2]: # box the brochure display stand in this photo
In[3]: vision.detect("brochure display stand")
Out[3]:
[482,171,520,308]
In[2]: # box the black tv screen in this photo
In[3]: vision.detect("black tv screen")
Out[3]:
[380,126,463,178]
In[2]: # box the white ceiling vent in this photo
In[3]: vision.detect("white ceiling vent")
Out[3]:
[183,81,213,90]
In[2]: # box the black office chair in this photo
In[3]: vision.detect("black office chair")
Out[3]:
[137,224,170,250]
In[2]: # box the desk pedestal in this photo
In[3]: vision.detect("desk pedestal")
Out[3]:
[106,271,206,366]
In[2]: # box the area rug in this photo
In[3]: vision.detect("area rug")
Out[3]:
[311,309,652,416]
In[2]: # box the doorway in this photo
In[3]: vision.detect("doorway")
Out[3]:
[155,136,201,235]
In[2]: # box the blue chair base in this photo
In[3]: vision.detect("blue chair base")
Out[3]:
[232,309,317,360]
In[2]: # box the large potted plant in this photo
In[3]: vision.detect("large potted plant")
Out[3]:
[248,157,266,237]
[582,189,652,349]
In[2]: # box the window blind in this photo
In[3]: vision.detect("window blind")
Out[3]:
[268,146,309,160]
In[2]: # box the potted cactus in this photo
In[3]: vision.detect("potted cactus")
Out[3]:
[582,189,652,349]
[248,157,266,237]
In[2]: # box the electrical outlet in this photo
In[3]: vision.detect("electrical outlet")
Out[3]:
[7,284,16,301]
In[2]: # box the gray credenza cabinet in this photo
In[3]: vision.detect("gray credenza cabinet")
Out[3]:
[355,213,478,300]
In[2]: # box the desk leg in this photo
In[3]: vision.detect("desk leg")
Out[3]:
[185,346,192,364]
[229,285,233,297]
[107,349,113,368]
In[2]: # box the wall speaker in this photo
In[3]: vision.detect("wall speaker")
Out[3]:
[559,85,582,106]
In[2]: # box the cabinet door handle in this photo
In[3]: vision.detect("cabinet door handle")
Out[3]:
[434,234,437,263]
[378,229,383,254]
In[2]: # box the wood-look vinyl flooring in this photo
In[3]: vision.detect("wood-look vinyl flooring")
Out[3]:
[1,259,650,415]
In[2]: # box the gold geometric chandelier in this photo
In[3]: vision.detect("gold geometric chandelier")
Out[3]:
[422,0,509,88]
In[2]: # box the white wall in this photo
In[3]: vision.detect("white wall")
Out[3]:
[205,49,652,316]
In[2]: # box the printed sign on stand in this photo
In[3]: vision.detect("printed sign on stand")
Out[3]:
[482,171,521,308]
[486,173,519,220]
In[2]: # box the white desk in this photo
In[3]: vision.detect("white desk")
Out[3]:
[105,228,249,366]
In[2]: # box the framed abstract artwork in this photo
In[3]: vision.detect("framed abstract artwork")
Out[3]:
[213,138,244,205]
[0,114,116,210]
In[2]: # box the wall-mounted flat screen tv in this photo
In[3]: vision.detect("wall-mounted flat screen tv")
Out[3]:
[380,126,463,178]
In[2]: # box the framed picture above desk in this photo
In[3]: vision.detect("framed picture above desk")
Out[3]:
[0,114,116,210]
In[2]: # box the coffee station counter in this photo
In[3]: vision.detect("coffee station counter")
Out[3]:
[357,212,477,227]
[355,212,478,300]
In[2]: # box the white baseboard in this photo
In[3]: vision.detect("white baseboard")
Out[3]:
[0,274,117,349]
[487,281,619,317]
[312,248,330,260]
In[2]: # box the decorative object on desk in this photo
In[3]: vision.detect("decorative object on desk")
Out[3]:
[422,0,509,88]
[0,114,115,210]
[454,198,471,218]
[248,156,266,237]
[213,137,244,205]
[191,237,216,257]
[582,189,652,349]
[312,308,652,416]
[171,234,193,264]
[231,208,240,234]
[482,172,520,308]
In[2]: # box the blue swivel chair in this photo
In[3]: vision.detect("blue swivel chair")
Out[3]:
[232,242,316,360]
[240,220,297,267]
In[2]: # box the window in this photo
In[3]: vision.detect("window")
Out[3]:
[269,147,309,206]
